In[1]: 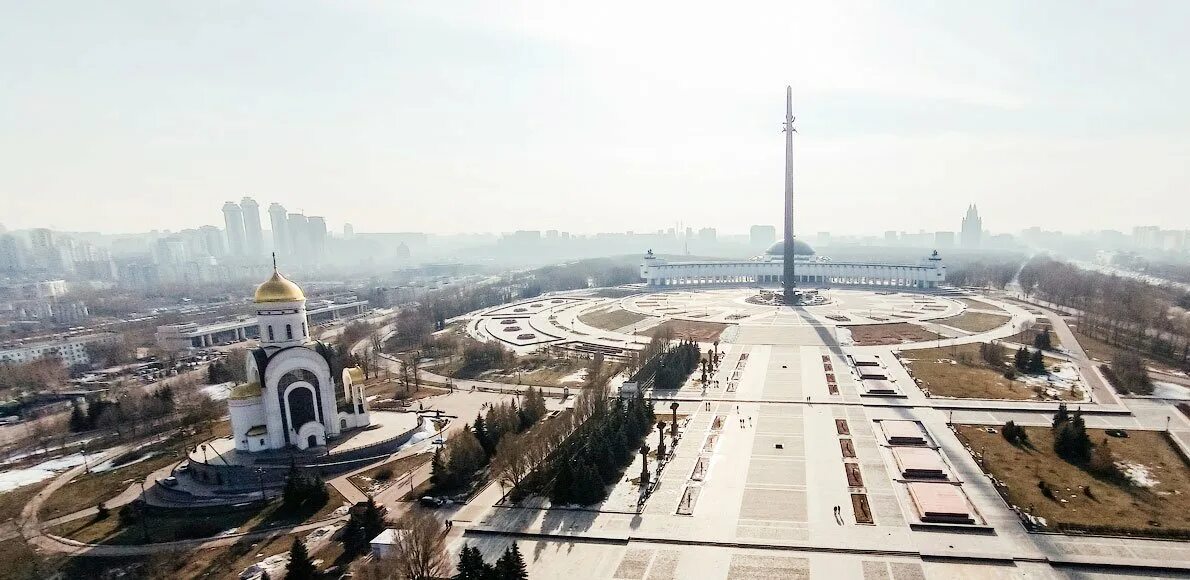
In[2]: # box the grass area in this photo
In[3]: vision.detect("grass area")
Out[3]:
[349,451,432,495]
[38,421,230,521]
[0,537,56,579]
[644,319,728,342]
[957,297,1006,313]
[577,307,650,331]
[848,323,940,346]
[900,344,1079,400]
[51,487,347,545]
[435,355,621,388]
[955,425,1190,536]
[0,480,49,523]
[938,311,1011,333]
[1069,328,1182,375]
[1007,317,1063,349]
[367,378,450,401]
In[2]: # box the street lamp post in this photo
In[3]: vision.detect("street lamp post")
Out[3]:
[656,422,667,458]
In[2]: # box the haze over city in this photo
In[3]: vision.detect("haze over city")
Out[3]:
[3,1,1189,235]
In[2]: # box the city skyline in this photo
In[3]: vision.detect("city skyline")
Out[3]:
[3,3,1190,235]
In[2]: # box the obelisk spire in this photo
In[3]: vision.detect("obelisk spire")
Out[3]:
[782,85,798,305]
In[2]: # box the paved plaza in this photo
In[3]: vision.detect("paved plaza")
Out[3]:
[457,287,1190,579]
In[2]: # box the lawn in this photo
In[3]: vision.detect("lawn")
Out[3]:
[1069,328,1182,375]
[899,344,1079,400]
[51,487,347,545]
[955,425,1190,536]
[38,421,230,521]
[957,297,1006,313]
[1006,317,1063,349]
[0,480,50,523]
[349,451,432,495]
[938,311,1011,333]
[577,307,650,331]
[848,323,940,346]
[644,320,729,342]
[437,355,622,388]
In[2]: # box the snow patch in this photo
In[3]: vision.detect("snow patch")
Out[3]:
[0,453,86,493]
[1117,462,1159,488]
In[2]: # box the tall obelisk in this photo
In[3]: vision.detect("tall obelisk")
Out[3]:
[782,86,798,305]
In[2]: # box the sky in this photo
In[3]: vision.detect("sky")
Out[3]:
[2,1,1188,236]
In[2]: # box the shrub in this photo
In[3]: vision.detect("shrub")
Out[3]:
[1038,479,1056,500]
[1001,421,1029,446]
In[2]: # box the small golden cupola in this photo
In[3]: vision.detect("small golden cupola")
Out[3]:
[254,256,305,303]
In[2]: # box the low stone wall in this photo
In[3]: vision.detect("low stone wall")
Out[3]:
[186,422,421,493]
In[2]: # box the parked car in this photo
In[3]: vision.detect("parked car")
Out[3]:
[419,496,446,508]
[159,476,179,488]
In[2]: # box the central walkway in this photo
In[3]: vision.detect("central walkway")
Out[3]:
[458,291,1190,579]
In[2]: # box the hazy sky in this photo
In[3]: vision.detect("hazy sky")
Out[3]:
[2,1,1188,236]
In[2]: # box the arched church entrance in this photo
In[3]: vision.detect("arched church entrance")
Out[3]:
[287,386,317,430]
[307,434,318,448]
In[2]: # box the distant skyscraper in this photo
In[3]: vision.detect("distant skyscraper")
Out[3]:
[287,212,309,262]
[750,225,777,247]
[698,228,717,242]
[960,204,982,249]
[268,203,290,257]
[0,234,25,273]
[199,225,226,257]
[343,223,354,239]
[240,197,264,258]
[223,201,246,257]
[307,216,327,263]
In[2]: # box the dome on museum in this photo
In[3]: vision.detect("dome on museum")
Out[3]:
[254,270,305,303]
[765,239,816,257]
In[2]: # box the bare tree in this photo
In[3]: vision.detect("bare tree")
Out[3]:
[491,433,536,490]
[390,510,448,580]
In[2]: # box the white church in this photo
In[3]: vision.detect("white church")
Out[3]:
[227,266,371,452]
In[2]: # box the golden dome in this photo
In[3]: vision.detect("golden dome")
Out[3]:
[254,270,305,303]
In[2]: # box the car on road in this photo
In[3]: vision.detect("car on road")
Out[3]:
[419,496,446,507]
[159,476,179,488]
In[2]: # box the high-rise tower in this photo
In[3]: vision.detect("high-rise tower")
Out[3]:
[222,201,246,257]
[960,204,982,249]
[241,197,264,258]
[268,203,290,257]
[782,86,798,305]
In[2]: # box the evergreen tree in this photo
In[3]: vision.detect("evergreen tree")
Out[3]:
[430,447,448,489]
[1027,349,1046,374]
[1034,328,1052,351]
[455,544,490,580]
[344,495,387,555]
[473,413,493,457]
[1001,420,1028,446]
[592,437,619,484]
[551,461,575,505]
[1051,403,1069,429]
[495,544,529,580]
[284,538,317,580]
[1013,346,1029,371]
[69,401,88,432]
[1054,409,1092,463]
